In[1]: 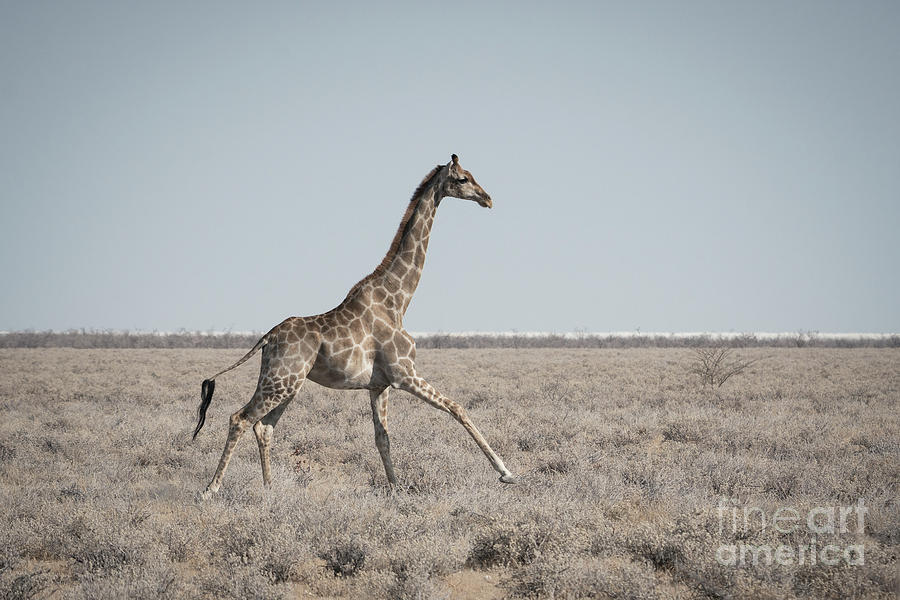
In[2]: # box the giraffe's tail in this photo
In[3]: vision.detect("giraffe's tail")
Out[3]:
[193,379,216,440]
[192,334,269,440]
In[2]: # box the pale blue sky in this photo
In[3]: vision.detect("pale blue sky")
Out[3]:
[2,1,898,333]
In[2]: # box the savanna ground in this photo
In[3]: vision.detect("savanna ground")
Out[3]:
[0,347,897,599]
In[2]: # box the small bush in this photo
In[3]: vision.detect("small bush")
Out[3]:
[467,522,566,569]
[689,347,758,387]
[0,443,15,462]
[0,569,48,600]
[661,421,703,443]
[72,541,143,574]
[319,542,366,577]
[195,563,288,600]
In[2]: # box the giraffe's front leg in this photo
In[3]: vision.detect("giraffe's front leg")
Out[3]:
[369,387,397,486]
[395,375,516,484]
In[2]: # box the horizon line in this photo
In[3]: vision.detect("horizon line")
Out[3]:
[0,329,896,340]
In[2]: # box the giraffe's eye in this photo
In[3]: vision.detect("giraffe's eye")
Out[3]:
[457,177,468,184]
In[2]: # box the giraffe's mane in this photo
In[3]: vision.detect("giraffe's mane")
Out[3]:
[343,164,443,299]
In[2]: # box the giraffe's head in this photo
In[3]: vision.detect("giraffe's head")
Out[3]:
[442,154,492,208]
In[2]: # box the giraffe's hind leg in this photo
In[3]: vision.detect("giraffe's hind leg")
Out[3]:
[253,386,302,487]
[202,343,316,497]
[197,317,322,500]
[202,388,289,497]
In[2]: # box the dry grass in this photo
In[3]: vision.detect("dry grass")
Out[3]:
[0,347,897,598]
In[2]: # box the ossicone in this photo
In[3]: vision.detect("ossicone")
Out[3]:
[451,154,459,164]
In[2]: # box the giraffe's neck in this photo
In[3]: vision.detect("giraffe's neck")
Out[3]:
[375,184,440,317]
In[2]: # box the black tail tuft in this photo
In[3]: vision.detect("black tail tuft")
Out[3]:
[193,379,216,440]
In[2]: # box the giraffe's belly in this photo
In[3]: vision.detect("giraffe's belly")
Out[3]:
[306,347,375,390]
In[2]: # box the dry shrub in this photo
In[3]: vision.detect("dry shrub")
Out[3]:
[0,569,49,600]
[70,565,183,600]
[0,443,15,463]
[661,420,704,443]
[510,556,661,600]
[319,541,367,577]
[467,520,574,569]
[194,563,288,600]
[689,347,758,387]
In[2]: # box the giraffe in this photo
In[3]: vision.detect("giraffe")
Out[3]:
[194,154,516,496]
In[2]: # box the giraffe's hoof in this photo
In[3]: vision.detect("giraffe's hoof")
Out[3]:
[499,474,518,484]
[197,489,214,502]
